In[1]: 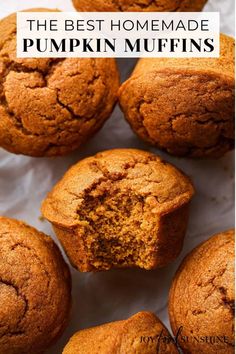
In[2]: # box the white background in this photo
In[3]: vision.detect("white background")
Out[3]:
[0,1,235,353]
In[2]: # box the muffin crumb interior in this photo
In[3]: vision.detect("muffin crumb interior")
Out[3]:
[78,186,160,270]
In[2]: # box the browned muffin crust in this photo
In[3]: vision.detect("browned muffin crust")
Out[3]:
[0,9,119,157]
[0,217,71,354]
[63,311,179,354]
[119,34,235,158]
[72,0,207,12]
[42,149,194,272]
[169,229,235,354]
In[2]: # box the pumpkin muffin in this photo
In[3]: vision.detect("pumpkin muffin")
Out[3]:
[0,9,119,157]
[0,216,71,354]
[169,229,235,354]
[42,149,194,272]
[119,34,235,158]
[72,0,207,12]
[63,311,179,354]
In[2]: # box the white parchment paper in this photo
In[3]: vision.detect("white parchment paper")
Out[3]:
[0,1,234,353]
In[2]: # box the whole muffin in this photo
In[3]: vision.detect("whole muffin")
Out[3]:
[119,34,235,158]
[169,229,235,354]
[72,0,207,12]
[42,149,194,272]
[0,217,71,354]
[0,9,119,157]
[63,311,179,354]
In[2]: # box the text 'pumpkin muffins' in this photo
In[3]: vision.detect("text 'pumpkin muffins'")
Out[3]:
[0,217,71,354]
[72,0,207,12]
[42,149,194,272]
[119,34,235,158]
[63,311,179,354]
[169,229,235,354]
[0,9,119,157]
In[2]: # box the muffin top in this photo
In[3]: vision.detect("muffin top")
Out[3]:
[169,229,235,353]
[118,34,235,158]
[132,34,234,79]
[63,311,179,354]
[0,9,119,157]
[72,0,207,12]
[0,217,71,354]
[42,149,194,228]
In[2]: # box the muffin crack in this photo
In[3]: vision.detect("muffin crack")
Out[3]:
[0,217,71,353]
[0,59,107,142]
[0,12,119,156]
[169,230,234,354]
[134,84,234,156]
[219,286,235,316]
[0,279,28,338]
[1,58,110,122]
[119,35,234,158]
